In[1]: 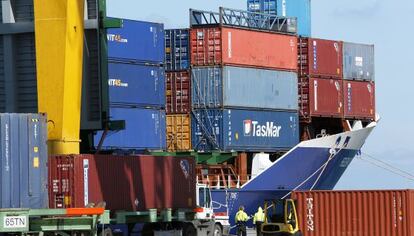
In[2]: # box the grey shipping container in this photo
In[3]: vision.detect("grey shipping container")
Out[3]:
[192,66,298,111]
[343,42,375,81]
[0,113,48,209]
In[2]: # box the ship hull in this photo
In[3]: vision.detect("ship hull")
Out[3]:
[211,123,376,231]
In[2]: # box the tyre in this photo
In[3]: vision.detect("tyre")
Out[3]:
[213,224,222,236]
[183,224,197,236]
[142,223,155,236]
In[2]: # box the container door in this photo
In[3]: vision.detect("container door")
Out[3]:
[0,115,13,208]
[27,114,48,208]
[192,67,222,109]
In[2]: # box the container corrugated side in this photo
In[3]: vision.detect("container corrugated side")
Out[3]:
[299,38,343,79]
[190,27,297,71]
[108,19,164,65]
[166,114,191,152]
[292,190,414,236]
[247,0,311,37]
[49,154,196,211]
[343,80,375,120]
[166,71,191,114]
[299,78,343,119]
[165,29,190,71]
[192,66,298,110]
[0,113,48,209]
[108,62,165,108]
[343,42,375,81]
[192,109,299,152]
[94,107,166,150]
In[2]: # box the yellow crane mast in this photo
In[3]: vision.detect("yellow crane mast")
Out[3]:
[34,0,85,154]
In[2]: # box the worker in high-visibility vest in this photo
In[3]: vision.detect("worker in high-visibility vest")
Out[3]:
[235,205,249,236]
[253,207,265,236]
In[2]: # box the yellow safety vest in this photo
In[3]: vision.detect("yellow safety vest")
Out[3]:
[253,210,265,224]
[235,210,249,223]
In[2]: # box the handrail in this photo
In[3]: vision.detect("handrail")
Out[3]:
[190,7,297,35]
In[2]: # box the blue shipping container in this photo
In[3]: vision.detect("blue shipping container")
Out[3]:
[192,109,299,152]
[107,19,164,64]
[0,113,48,209]
[192,66,298,111]
[165,29,190,71]
[108,62,165,108]
[95,107,166,150]
[247,0,311,36]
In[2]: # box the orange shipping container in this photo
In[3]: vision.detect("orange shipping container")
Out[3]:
[299,78,344,120]
[190,27,297,71]
[166,114,191,152]
[292,190,414,236]
[343,80,376,120]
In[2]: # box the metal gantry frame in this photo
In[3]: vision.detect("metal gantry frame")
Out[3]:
[190,7,297,34]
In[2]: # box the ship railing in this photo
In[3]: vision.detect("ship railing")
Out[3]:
[189,7,297,35]
[197,174,253,189]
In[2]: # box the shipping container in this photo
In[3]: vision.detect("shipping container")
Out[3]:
[343,42,375,81]
[192,109,299,152]
[0,113,48,209]
[166,114,191,152]
[292,190,414,236]
[165,29,190,71]
[247,0,311,36]
[94,107,166,150]
[190,27,297,71]
[166,71,191,114]
[108,19,164,65]
[49,154,196,211]
[192,66,298,110]
[343,80,376,120]
[299,78,343,119]
[108,62,165,108]
[298,38,343,79]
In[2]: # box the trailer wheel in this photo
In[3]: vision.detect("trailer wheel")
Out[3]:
[142,223,155,236]
[214,224,222,236]
[183,224,196,236]
[100,227,113,236]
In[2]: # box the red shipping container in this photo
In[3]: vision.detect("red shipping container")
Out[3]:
[190,27,297,71]
[166,71,191,114]
[292,190,414,236]
[48,154,196,211]
[343,80,375,120]
[299,78,343,120]
[298,38,343,78]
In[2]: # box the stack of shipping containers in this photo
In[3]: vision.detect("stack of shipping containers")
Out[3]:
[298,39,375,138]
[342,42,376,121]
[94,19,166,151]
[165,29,192,152]
[297,37,345,137]
[189,24,300,153]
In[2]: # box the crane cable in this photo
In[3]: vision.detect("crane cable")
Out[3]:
[356,153,414,182]
[361,152,414,179]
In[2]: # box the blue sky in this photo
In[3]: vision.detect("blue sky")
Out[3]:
[106,0,414,189]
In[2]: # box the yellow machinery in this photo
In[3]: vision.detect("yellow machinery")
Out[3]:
[34,0,85,154]
[261,199,302,236]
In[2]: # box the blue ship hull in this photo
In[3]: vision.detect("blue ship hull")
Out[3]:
[210,123,376,232]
